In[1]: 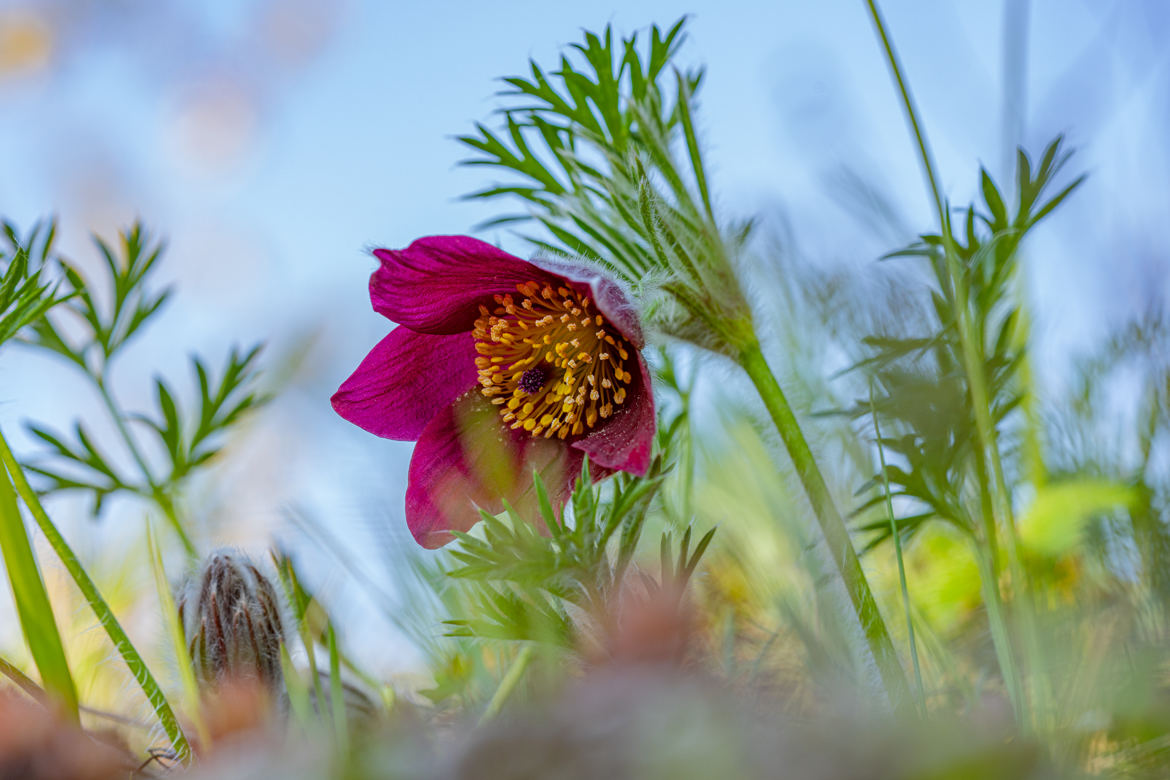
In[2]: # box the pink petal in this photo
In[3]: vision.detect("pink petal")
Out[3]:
[529,255,645,348]
[406,393,584,548]
[331,329,478,441]
[573,350,655,476]
[370,236,563,335]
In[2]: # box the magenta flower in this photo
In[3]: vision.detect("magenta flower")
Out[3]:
[332,236,656,548]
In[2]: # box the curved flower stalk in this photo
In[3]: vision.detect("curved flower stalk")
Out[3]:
[332,236,656,548]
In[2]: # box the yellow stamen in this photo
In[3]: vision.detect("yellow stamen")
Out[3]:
[472,281,635,439]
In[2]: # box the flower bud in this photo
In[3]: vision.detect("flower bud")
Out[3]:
[178,551,284,692]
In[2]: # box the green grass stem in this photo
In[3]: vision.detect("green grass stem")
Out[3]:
[479,644,534,724]
[147,522,208,757]
[279,643,313,727]
[327,624,349,752]
[870,386,927,714]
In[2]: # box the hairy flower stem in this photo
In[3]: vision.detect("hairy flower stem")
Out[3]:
[738,341,911,709]
[0,428,191,758]
[863,0,1039,726]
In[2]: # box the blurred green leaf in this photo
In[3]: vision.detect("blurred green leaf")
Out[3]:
[1020,480,1137,558]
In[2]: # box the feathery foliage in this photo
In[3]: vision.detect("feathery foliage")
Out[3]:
[444,406,711,647]
[12,223,264,550]
[459,18,752,355]
[848,138,1085,550]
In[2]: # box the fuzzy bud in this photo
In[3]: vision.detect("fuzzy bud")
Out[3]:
[178,551,284,693]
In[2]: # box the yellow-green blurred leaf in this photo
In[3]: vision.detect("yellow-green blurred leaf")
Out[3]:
[1019,480,1137,558]
[910,528,981,634]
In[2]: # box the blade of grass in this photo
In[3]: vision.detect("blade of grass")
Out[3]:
[326,623,348,753]
[147,522,209,756]
[275,556,326,722]
[0,428,190,757]
[279,643,313,727]
[0,452,78,720]
[870,384,926,715]
[0,652,47,701]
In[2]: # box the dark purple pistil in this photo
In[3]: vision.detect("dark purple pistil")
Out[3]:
[518,367,547,394]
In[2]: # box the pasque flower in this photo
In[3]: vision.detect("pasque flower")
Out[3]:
[332,236,655,548]
[177,552,284,692]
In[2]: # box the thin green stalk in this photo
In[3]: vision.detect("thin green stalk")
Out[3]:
[863,0,1033,725]
[327,624,348,752]
[1015,311,1047,489]
[972,544,1023,711]
[861,0,945,230]
[280,560,327,719]
[0,429,190,758]
[156,493,197,561]
[279,644,313,727]
[96,374,157,488]
[972,448,1001,575]
[863,0,1019,566]
[147,522,209,757]
[0,651,49,701]
[678,404,695,524]
[479,644,534,723]
[0,450,78,721]
[999,0,1030,182]
[863,0,1005,515]
[870,387,926,714]
[95,374,196,558]
[907,600,976,706]
[1007,304,1055,729]
[737,340,911,709]
[999,0,1045,491]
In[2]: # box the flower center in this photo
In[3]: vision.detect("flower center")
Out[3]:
[473,281,634,439]
[518,367,547,394]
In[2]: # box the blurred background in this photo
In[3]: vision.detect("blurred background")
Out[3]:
[0,0,1167,694]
